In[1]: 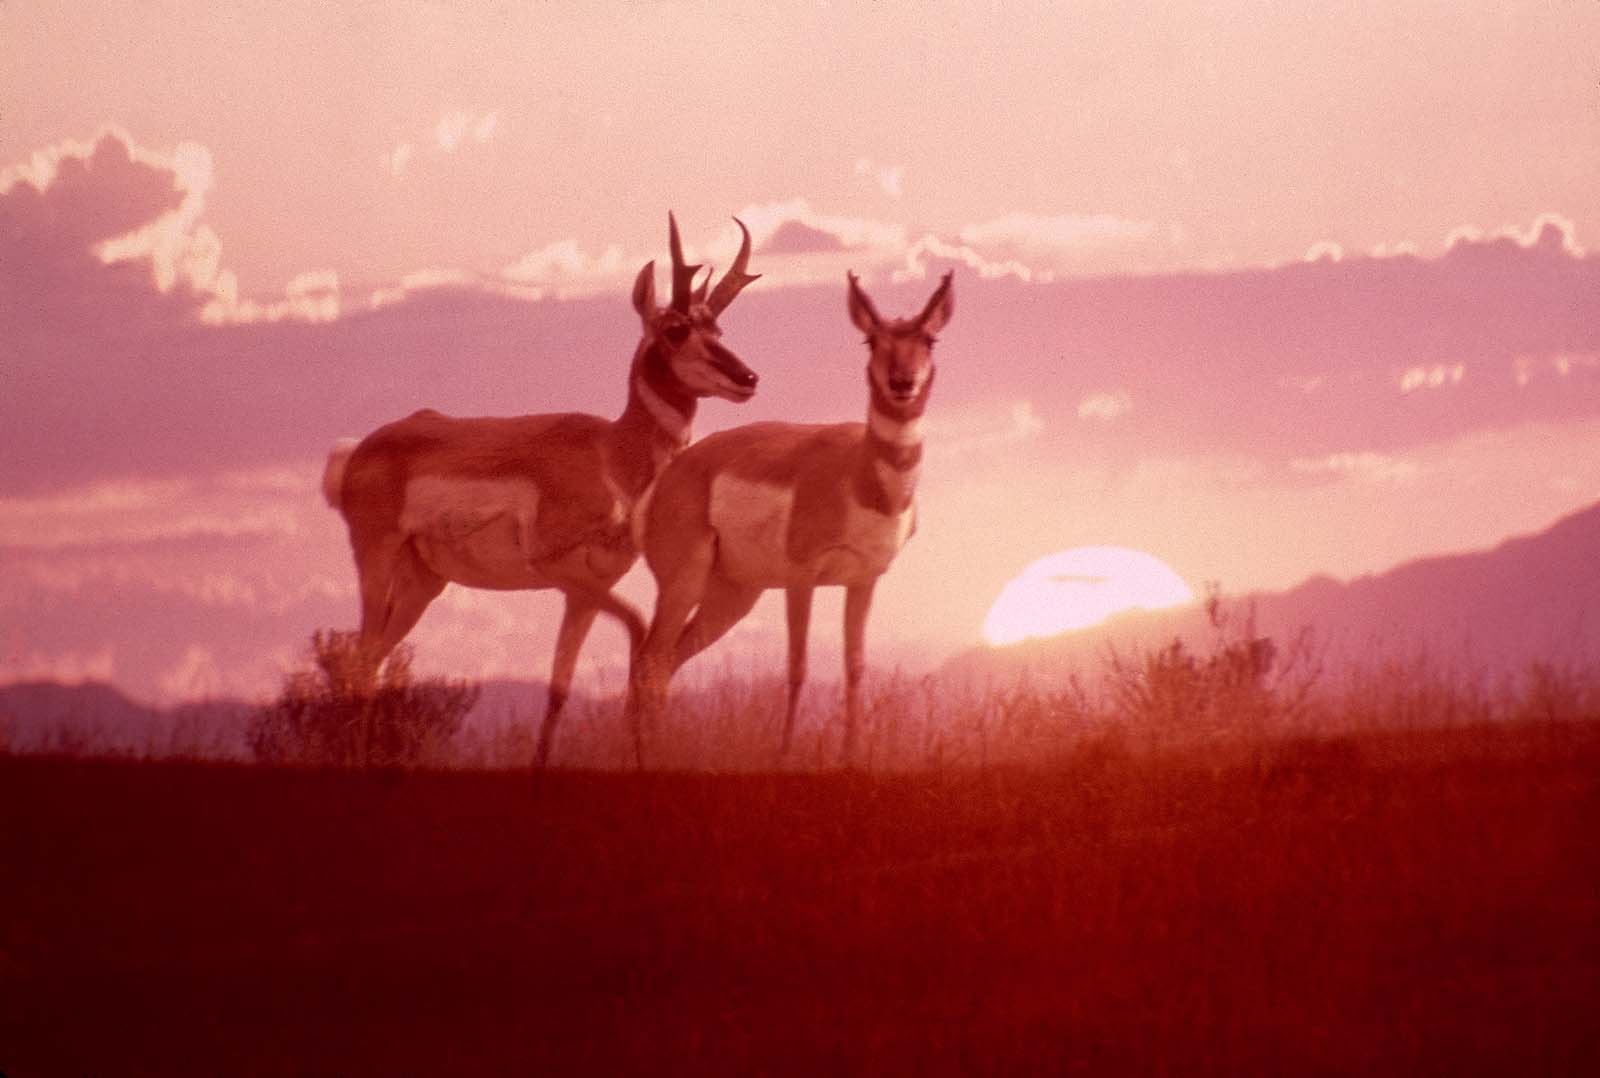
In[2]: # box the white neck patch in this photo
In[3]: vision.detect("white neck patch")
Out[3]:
[636,377,691,448]
[868,407,924,447]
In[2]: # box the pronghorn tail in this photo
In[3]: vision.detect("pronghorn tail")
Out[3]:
[321,437,360,509]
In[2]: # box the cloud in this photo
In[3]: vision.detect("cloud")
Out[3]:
[895,233,1040,283]
[0,646,117,687]
[1513,351,1600,389]
[927,401,1044,457]
[435,109,499,152]
[383,142,414,177]
[885,215,1163,285]
[1368,240,1419,259]
[1304,241,1344,263]
[1445,213,1585,259]
[0,474,306,550]
[762,220,850,255]
[1277,374,1327,394]
[1,129,357,330]
[1,129,212,327]
[736,199,906,254]
[1399,364,1464,393]
[494,201,915,296]
[159,644,225,699]
[960,212,1157,251]
[368,266,476,309]
[854,157,905,199]
[435,111,470,151]
[499,239,631,298]
[1077,391,1133,421]
[1289,451,1421,485]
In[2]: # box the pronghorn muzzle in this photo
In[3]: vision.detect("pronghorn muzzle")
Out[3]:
[707,339,759,400]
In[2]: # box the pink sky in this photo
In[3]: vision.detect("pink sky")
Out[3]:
[3,1,1599,703]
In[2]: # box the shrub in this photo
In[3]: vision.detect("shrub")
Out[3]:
[1104,590,1320,747]
[248,631,478,767]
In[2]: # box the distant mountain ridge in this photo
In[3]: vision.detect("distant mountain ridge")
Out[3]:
[0,677,558,759]
[10,502,1598,752]
[945,500,1600,686]
[0,680,254,757]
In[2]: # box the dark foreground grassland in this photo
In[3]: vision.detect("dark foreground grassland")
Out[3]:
[3,721,1597,1075]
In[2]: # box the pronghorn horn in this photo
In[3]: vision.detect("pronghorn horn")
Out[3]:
[706,217,761,315]
[668,211,701,314]
[691,265,711,306]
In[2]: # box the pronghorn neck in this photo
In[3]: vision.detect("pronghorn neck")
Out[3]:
[858,387,925,515]
[614,341,696,485]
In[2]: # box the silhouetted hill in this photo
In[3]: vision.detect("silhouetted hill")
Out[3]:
[946,501,1600,686]
[0,681,253,757]
[0,677,563,760]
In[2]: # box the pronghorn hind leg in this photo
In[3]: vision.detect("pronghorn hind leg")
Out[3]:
[365,539,446,670]
[672,575,761,672]
[353,536,402,678]
[781,585,815,757]
[841,579,877,766]
[628,537,716,769]
[353,534,444,682]
[534,595,599,769]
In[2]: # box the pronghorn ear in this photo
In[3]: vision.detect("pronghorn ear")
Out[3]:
[632,261,658,322]
[917,271,954,336]
[847,271,881,335]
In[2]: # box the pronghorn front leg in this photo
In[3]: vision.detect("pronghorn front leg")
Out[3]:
[535,545,647,654]
[841,579,877,765]
[781,585,815,756]
[533,595,599,768]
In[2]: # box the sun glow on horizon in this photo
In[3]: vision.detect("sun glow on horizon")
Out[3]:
[982,546,1196,647]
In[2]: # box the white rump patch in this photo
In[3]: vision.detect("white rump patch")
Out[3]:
[321,438,360,508]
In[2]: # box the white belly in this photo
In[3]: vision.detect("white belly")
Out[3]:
[400,476,551,589]
[708,475,915,588]
[813,498,916,586]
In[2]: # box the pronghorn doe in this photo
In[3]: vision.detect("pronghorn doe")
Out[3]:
[322,215,761,766]
[629,271,953,764]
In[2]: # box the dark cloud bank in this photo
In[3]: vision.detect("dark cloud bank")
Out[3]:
[5,135,1596,495]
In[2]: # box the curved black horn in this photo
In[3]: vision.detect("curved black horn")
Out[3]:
[668,212,701,314]
[706,217,761,315]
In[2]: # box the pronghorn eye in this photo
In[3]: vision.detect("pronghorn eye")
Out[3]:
[663,324,691,347]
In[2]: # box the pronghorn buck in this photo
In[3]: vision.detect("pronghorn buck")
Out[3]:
[629,270,954,764]
[322,215,761,766]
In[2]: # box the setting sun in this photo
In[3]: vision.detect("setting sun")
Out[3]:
[982,546,1196,647]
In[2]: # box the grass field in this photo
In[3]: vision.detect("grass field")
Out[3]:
[3,713,1597,1075]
